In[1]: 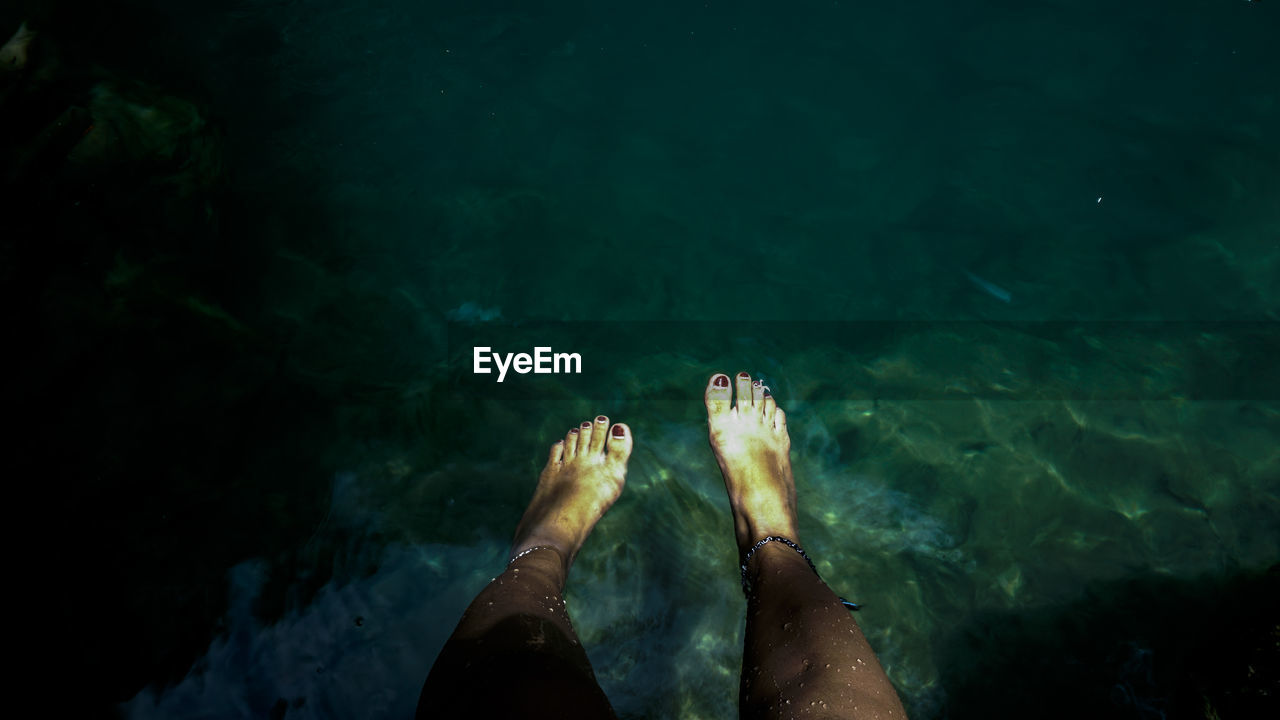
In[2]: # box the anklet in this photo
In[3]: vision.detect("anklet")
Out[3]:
[742,532,819,584]
[740,536,861,611]
[508,545,559,565]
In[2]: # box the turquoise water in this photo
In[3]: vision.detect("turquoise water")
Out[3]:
[3,1,1276,718]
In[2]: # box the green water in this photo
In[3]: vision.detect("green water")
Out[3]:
[3,1,1276,718]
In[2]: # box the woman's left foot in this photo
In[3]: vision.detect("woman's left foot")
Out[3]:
[510,416,632,573]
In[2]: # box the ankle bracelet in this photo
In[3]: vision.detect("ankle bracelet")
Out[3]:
[741,536,817,584]
[508,545,559,565]
[740,536,861,611]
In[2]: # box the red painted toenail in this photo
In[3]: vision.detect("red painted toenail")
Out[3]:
[738,372,750,378]
[763,387,771,397]
[596,415,608,423]
[611,425,625,437]
[714,375,729,387]
[753,380,761,387]
[581,421,592,428]
[570,428,578,434]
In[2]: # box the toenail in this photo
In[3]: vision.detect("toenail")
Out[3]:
[738,372,750,378]
[753,380,761,388]
[611,425,625,437]
[581,422,592,428]
[714,375,729,387]
[763,386,771,397]
[570,428,578,434]
[596,415,608,423]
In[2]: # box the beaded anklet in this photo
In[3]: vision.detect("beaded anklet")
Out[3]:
[740,536,861,611]
[508,545,560,565]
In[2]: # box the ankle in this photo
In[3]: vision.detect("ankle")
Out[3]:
[740,536,817,594]
[506,545,570,588]
[741,520,800,553]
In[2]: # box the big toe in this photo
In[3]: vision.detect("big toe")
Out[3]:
[606,423,633,464]
[705,373,732,418]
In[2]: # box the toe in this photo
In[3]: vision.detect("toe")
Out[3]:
[577,420,596,454]
[762,386,776,419]
[705,373,732,418]
[606,423,633,462]
[588,415,610,454]
[548,439,565,465]
[751,379,765,414]
[564,427,581,456]
[734,372,753,412]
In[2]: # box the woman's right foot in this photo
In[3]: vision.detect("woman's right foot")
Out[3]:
[705,372,800,552]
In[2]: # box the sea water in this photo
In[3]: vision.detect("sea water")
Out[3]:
[9,1,1273,718]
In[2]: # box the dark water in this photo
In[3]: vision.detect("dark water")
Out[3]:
[4,1,1277,718]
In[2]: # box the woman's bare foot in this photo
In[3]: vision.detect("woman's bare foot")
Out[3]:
[510,415,632,576]
[705,372,799,552]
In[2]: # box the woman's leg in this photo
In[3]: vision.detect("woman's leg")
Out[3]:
[418,415,632,720]
[706,372,908,719]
